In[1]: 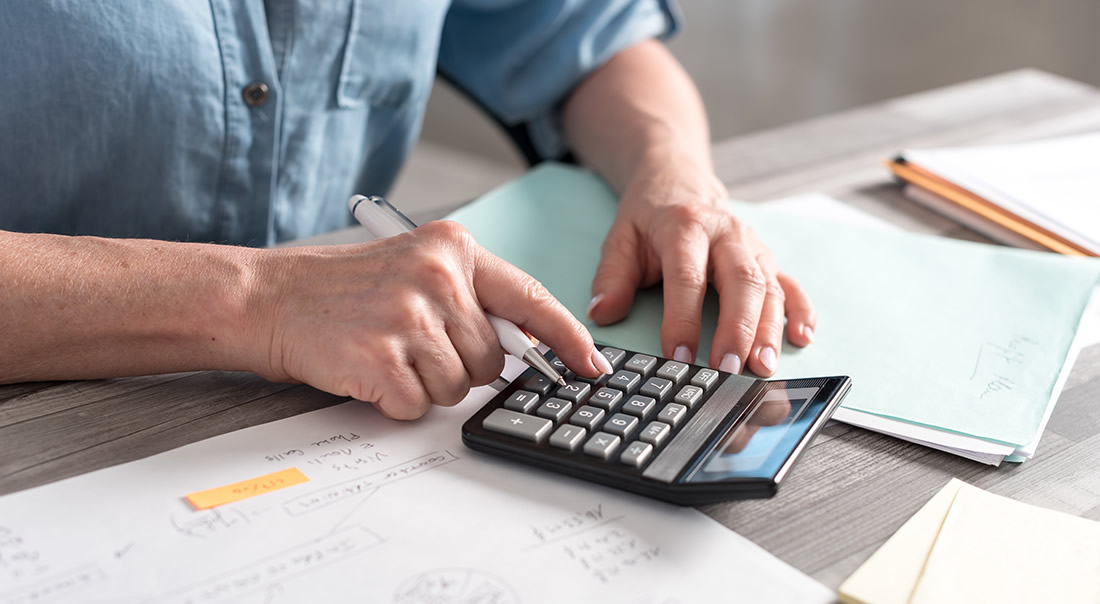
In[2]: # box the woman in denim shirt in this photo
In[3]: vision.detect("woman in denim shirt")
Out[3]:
[0,1,814,418]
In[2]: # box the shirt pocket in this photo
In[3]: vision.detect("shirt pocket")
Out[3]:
[335,0,444,109]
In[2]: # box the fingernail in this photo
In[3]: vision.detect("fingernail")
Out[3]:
[673,345,692,363]
[802,325,815,343]
[719,353,741,374]
[759,347,777,372]
[591,347,614,375]
[585,294,604,319]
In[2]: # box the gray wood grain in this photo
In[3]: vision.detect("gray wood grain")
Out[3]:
[1,69,1098,591]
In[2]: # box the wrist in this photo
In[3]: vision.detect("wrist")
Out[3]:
[227,246,290,379]
[620,144,729,210]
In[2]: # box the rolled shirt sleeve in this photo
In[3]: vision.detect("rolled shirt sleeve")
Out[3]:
[438,0,681,162]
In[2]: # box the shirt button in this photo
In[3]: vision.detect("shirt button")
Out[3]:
[242,82,269,107]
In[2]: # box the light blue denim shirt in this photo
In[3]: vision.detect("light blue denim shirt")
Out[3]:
[0,1,678,245]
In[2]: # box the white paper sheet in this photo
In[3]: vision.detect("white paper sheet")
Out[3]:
[0,356,831,603]
[904,132,1100,254]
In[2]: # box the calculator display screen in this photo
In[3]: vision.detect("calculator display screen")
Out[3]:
[684,386,825,482]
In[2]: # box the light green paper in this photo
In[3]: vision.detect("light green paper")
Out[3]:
[447,163,1100,446]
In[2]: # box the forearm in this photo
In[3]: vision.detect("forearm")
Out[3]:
[562,39,714,195]
[0,231,262,382]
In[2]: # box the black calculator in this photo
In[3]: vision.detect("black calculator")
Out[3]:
[462,346,851,505]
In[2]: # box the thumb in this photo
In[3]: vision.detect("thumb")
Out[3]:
[588,222,645,326]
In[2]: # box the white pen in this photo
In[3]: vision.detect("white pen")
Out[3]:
[348,194,568,387]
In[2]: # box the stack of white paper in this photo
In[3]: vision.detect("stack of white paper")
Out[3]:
[902,131,1100,255]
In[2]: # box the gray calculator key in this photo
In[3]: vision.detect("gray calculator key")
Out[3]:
[624,354,657,378]
[657,403,688,427]
[674,385,704,408]
[569,405,606,431]
[555,380,592,404]
[656,361,690,384]
[483,409,553,442]
[599,347,627,371]
[503,390,540,413]
[575,371,610,386]
[691,368,719,391]
[548,357,574,381]
[619,441,654,468]
[639,421,671,446]
[607,370,642,395]
[536,397,573,423]
[550,424,587,451]
[621,395,657,421]
[589,387,624,412]
[583,432,622,459]
[522,374,555,396]
[639,377,674,402]
[603,413,640,440]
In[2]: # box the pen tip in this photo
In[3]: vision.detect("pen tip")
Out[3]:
[557,377,567,387]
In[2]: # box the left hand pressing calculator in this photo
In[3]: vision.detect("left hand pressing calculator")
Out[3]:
[462,345,851,505]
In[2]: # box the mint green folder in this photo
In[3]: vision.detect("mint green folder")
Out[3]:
[447,164,1099,447]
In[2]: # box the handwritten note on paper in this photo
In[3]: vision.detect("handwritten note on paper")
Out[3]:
[0,362,832,602]
[185,467,309,510]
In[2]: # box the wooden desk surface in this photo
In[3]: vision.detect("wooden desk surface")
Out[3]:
[3,69,1100,590]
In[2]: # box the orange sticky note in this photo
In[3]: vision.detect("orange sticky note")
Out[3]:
[185,467,309,510]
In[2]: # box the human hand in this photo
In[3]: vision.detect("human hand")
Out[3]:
[246,221,610,419]
[586,155,816,376]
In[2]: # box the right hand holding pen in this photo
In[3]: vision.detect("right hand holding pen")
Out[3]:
[246,221,608,419]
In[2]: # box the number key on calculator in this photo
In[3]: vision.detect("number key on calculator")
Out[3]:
[462,346,851,505]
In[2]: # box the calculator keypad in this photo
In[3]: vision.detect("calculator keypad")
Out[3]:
[481,346,730,471]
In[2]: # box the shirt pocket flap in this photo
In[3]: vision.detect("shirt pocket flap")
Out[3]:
[336,0,442,108]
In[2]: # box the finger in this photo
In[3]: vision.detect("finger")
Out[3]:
[657,223,710,363]
[411,335,471,408]
[708,237,768,375]
[369,357,433,420]
[445,300,506,388]
[777,273,816,347]
[473,250,606,378]
[588,221,646,326]
[747,267,785,377]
